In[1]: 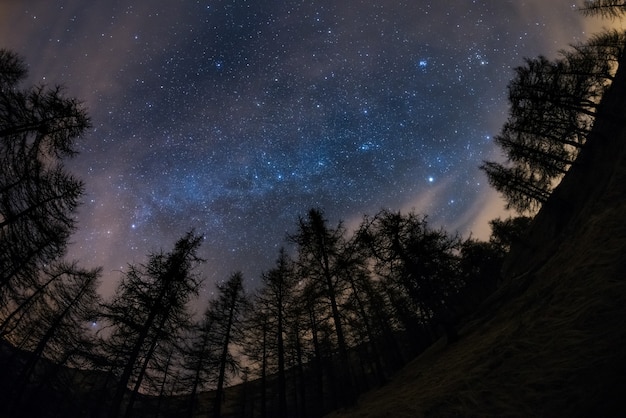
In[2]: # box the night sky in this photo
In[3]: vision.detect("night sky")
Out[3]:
[0,1,603,297]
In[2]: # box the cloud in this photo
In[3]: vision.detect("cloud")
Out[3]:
[454,188,510,241]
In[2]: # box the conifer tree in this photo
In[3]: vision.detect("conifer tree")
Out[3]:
[100,231,204,418]
[180,306,218,418]
[481,28,626,213]
[289,208,356,408]
[0,263,101,417]
[248,249,297,418]
[580,0,626,18]
[0,49,89,305]
[211,272,248,418]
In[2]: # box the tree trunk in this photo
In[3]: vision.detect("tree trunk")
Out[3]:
[213,293,236,418]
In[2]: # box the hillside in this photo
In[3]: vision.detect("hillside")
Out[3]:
[326,70,626,417]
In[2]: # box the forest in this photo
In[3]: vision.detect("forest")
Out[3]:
[2,2,626,417]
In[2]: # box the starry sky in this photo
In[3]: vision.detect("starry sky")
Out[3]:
[0,1,604,297]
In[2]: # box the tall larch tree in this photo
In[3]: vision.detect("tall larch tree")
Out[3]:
[481,27,625,213]
[100,231,204,418]
[359,210,462,348]
[0,49,90,307]
[289,208,356,408]
[249,249,297,418]
[211,272,248,418]
[180,305,218,418]
[496,1,626,276]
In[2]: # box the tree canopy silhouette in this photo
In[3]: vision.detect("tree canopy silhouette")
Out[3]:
[0,49,90,306]
[481,30,625,212]
[581,0,626,17]
[99,231,204,418]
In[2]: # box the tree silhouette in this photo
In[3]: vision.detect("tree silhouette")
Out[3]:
[0,261,84,339]
[299,276,329,415]
[284,300,309,418]
[99,231,204,418]
[211,272,248,418]
[242,307,271,417]
[180,304,218,418]
[580,0,626,17]
[455,238,503,310]
[480,160,552,212]
[339,263,389,389]
[245,249,296,418]
[0,49,90,307]
[359,210,461,346]
[488,216,533,255]
[0,262,101,417]
[289,208,357,408]
[480,32,624,212]
[0,50,27,86]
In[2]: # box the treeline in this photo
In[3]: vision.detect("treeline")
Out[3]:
[228,209,521,418]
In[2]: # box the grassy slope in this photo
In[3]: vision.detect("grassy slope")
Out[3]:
[328,186,626,418]
[327,107,626,418]
[328,204,626,417]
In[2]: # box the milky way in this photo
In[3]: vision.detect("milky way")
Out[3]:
[0,1,598,296]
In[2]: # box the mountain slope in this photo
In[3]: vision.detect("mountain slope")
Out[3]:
[326,187,625,417]
[327,52,626,418]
